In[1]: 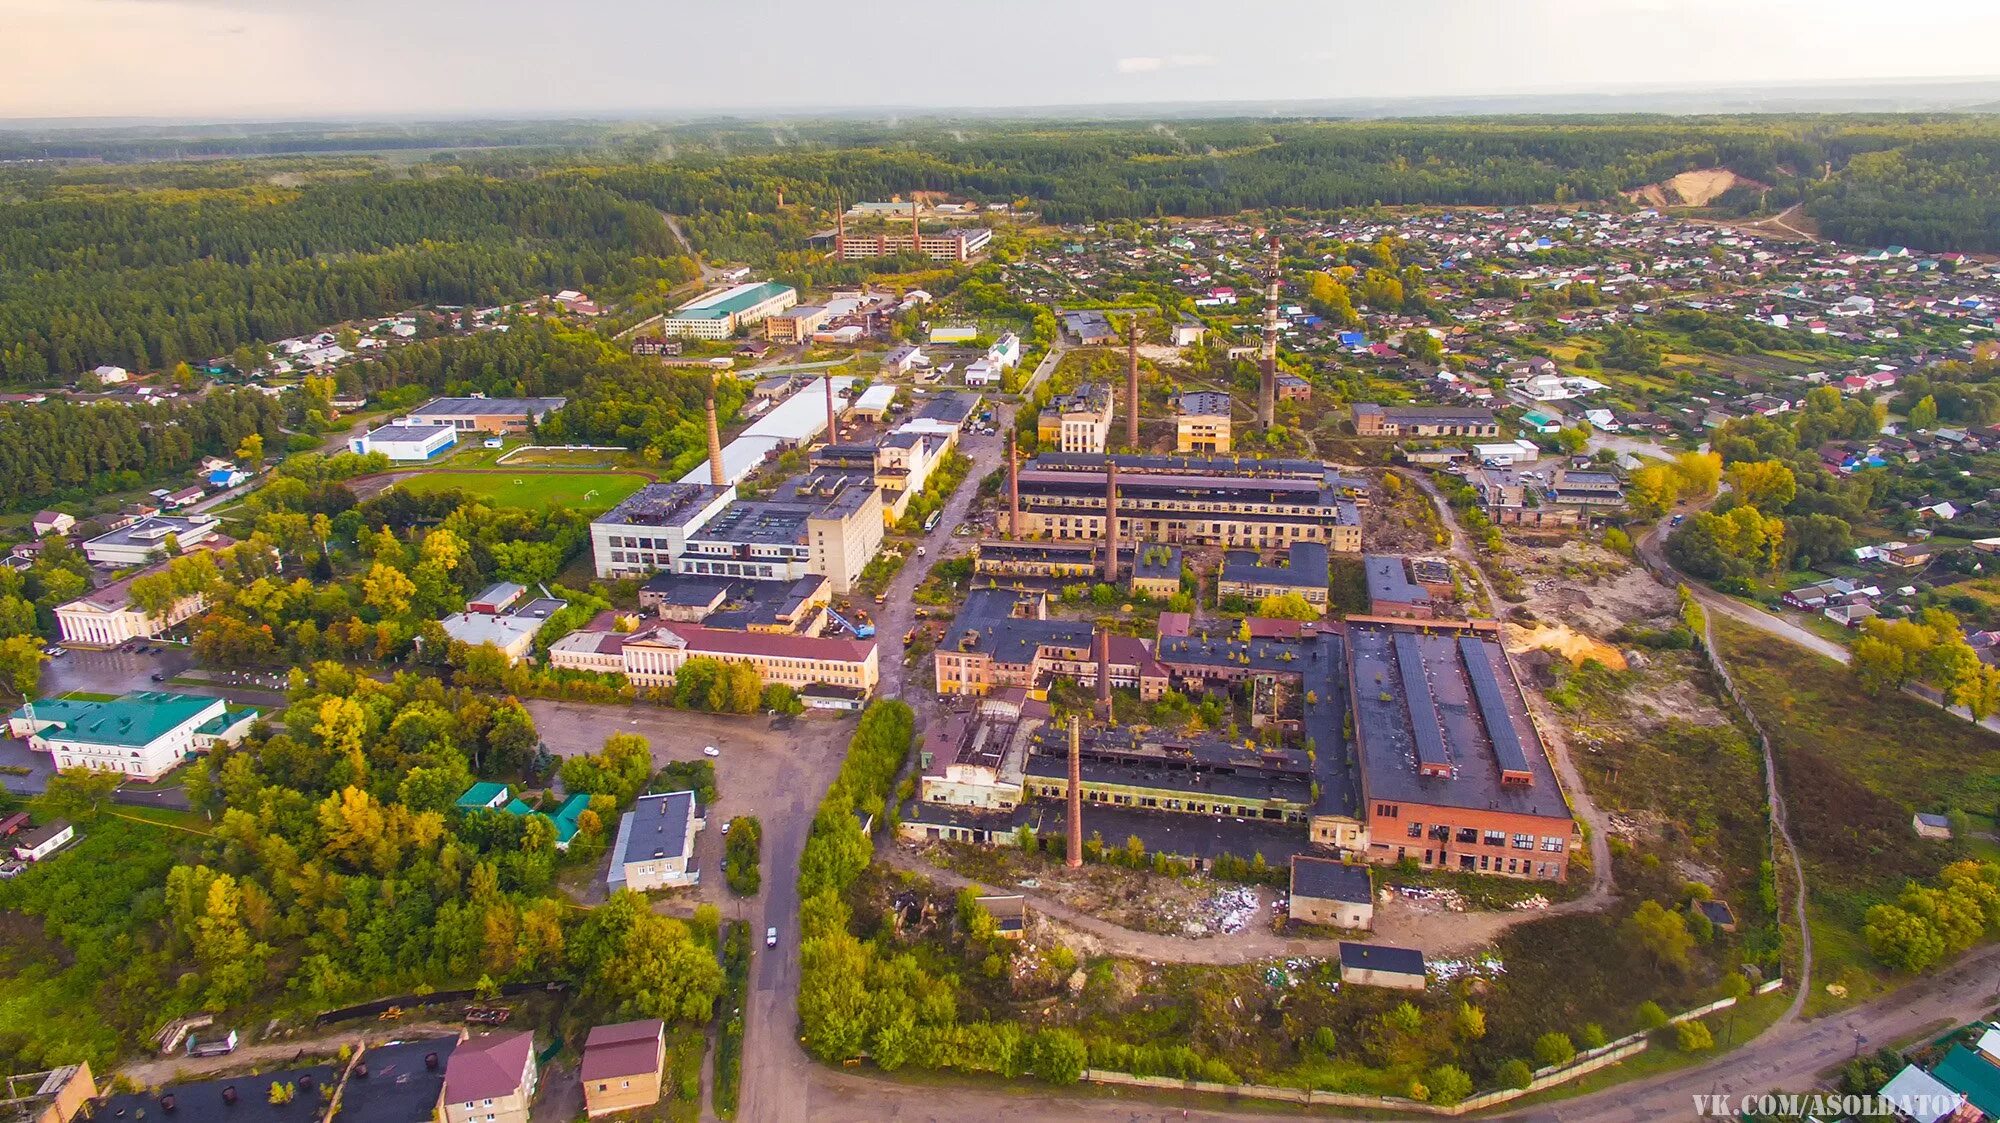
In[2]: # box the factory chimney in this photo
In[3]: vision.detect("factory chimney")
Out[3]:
[1125,318,1141,450]
[1102,458,1120,582]
[823,375,839,447]
[705,374,726,487]
[1095,626,1113,721]
[775,186,784,209]
[912,198,922,245]
[1007,429,1021,539]
[1258,232,1281,429]
[1066,716,1084,868]
[834,196,846,258]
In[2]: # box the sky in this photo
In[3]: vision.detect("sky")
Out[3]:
[4,0,1999,120]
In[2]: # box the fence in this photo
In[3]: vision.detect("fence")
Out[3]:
[315,980,566,1025]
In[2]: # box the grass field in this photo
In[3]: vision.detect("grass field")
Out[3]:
[393,470,649,516]
[1713,616,2000,1011]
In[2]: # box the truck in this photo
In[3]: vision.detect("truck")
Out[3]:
[186,1030,239,1058]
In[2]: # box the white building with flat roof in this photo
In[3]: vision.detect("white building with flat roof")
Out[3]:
[349,421,458,462]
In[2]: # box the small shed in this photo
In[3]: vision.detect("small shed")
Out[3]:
[973,894,1028,940]
[1338,941,1426,991]
[1913,812,1954,840]
[1288,856,1373,930]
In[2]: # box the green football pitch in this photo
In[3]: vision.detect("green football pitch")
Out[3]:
[393,470,649,516]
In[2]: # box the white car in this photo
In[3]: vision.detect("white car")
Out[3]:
[702,745,720,758]
[765,926,778,948]
[721,820,731,835]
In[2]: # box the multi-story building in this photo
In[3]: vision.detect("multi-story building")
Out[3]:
[615,623,879,696]
[933,589,1169,698]
[406,396,567,434]
[81,514,222,568]
[1015,455,1362,552]
[915,705,1033,812]
[763,304,830,343]
[610,793,704,892]
[1175,391,1233,453]
[8,691,259,782]
[837,227,992,262]
[1218,542,1331,612]
[1017,723,1316,826]
[441,1032,538,1123]
[590,483,734,579]
[55,564,208,646]
[1345,620,1576,881]
[676,474,883,595]
[660,282,799,339]
[1351,404,1500,439]
[1037,383,1115,454]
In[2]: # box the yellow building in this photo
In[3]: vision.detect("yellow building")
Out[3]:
[1174,391,1233,453]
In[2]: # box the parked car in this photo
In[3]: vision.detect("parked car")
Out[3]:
[702,745,720,758]
[765,926,778,948]
[149,672,164,682]
[721,820,731,835]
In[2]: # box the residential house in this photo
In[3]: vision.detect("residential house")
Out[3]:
[580,1020,665,1118]
[441,1032,538,1123]
[608,791,705,892]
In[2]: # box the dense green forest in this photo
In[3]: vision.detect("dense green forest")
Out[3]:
[1,115,1997,381]
[0,389,285,505]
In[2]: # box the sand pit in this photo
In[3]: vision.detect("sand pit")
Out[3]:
[1625,169,1763,208]
[1506,623,1627,670]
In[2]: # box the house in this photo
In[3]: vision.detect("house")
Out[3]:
[884,345,927,374]
[1288,856,1373,930]
[1933,1045,2000,1119]
[1171,318,1207,347]
[608,791,705,891]
[580,1019,665,1118]
[1914,812,1955,840]
[31,511,74,539]
[441,1032,538,1123]
[1695,899,1738,933]
[162,485,205,509]
[455,782,513,812]
[12,819,73,862]
[1876,1065,1970,1123]
[1338,942,1426,990]
[90,365,130,385]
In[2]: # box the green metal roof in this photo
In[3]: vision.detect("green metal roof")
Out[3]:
[12,691,221,748]
[456,782,512,810]
[671,282,792,321]
[1934,1046,2000,1116]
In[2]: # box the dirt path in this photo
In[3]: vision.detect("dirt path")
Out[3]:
[119,1021,462,1088]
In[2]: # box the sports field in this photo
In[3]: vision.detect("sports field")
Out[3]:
[393,470,649,516]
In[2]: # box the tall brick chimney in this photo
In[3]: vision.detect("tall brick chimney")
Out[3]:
[1259,232,1281,429]
[1007,429,1021,539]
[1095,626,1112,721]
[1066,716,1084,868]
[912,198,922,244]
[705,374,726,488]
[1101,459,1120,582]
[1126,319,1140,450]
[835,197,846,258]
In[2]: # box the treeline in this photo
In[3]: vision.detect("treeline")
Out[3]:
[0,176,673,380]
[1808,134,2000,253]
[0,389,284,506]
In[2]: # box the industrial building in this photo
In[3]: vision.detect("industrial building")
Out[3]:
[1012,454,1362,552]
[1289,856,1374,929]
[660,282,798,339]
[835,214,992,262]
[1175,391,1233,453]
[1037,383,1115,454]
[1351,404,1501,438]
[675,474,883,595]
[591,483,734,580]
[1345,619,1575,881]
[933,589,1168,699]
[763,304,830,343]
[405,396,566,433]
[1364,555,1454,619]
[348,421,457,462]
[1218,542,1331,612]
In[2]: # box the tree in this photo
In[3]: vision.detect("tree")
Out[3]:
[1725,459,1796,514]
[1254,592,1320,621]
[1497,1058,1535,1090]
[1909,394,1939,431]
[235,433,265,463]
[1626,464,1678,519]
[1675,1020,1714,1052]
[1635,1000,1669,1030]
[1455,1002,1487,1041]
[1555,426,1590,456]
[0,634,48,698]
[1625,899,1695,972]
[36,766,122,821]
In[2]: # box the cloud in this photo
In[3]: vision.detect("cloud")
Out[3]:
[1116,53,1214,75]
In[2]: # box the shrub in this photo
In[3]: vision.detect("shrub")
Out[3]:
[1676,1020,1714,1052]
[1533,1031,1577,1068]
[1497,1058,1535,1090]
[1636,1000,1669,1030]
[1579,1022,1608,1049]
[1426,1064,1474,1106]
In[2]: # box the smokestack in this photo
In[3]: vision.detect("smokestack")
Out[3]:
[912,199,922,244]
[824,376,838,447]
[1008,429,1021,539]
[835,196,845,257]
[1126,319,1140,450]
[1066,716,1084,868]
[1259,232,1281,429]
[1102,459,1119,582]
[775,186,784,208]
[706,375,726,487]
[1095,627,1112,721]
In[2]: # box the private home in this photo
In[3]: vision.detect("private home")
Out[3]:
[1288,856,1373,930]
[80,514,222,567]
[580,1020,664,1118]
[8,691,258,781]
[31,511,74,539]
[608,791,705,892]
[441,1032,538,1123]
[1338,942,1426,990]
[12,819,74,862]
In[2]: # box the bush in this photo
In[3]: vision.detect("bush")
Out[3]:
[1636,1000,1669,1030]
[724,816,762,896]
[1676,1020,1714,1052]
[1533,1031,1576,1068]
[1426,1064,1474,1106]
[1497,1058,1535,1090]
[1579,1022,1608,1049]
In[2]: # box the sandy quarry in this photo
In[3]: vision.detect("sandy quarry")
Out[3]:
[1626,168,1763,208]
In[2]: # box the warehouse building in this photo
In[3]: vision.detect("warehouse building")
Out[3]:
[1015,455,1362,552]
[591,483,734,579]
[348,421,457,462]
[406,396,566,433]
[1289,856,1374,930]
[80,514,224,567]
[1218,542,1331,612]
[660,282,799,339]
[1175,391,1233,453]
[1351,404,1500,438]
